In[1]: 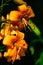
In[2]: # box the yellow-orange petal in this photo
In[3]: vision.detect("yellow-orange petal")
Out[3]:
[9,11,22,22]
[10,47,16,57]
[5,25,11,36]
[10,47,17,63]
[18,4,28,13]
[4,47,17,63]
[16,40,28,49]
[0,35,3,40]
[19,48,25,56]
[16,55,20,60]
[1,28,5,36]
[4,49,12,57]
[6,14,10,20]
[16,31,25,40]
[2,16,5,21]
[27,6,35,19]
[3,35,17,47]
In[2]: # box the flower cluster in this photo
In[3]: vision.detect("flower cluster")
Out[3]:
[0,23,28,63]
[0,4,35,64]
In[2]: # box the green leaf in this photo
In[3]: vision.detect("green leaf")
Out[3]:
[36,52,43,65]
[13,0,27,5]
[27,19,41,37]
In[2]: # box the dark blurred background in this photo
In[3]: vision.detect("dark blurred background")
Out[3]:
[0,0,43,65]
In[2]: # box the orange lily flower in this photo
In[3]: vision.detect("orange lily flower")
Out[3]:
[7,4,35,30]
[2,25,28,63]
[18,4,35,19]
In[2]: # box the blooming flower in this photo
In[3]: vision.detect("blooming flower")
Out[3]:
[18,4,35,19]
[8,4,35,30]
[0,23,28,63]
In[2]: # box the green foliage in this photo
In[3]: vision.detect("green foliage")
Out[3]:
[28,19,41,37]
[13,0,27,5]
[36,52,43,65]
